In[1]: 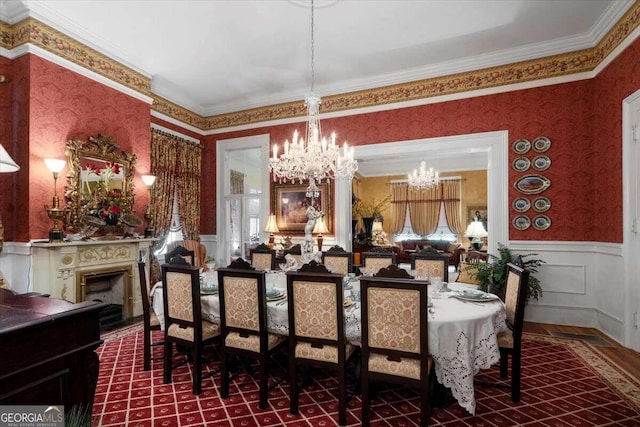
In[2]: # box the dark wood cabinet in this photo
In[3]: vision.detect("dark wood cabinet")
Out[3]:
[0,289,105,416]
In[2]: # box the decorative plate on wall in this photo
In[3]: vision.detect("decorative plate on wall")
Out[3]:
[513,138,531,154]
[514,174,551,194]
[512,157,531,172]
[532,155,551,171]
[513,197,531,212]
[532,136,551,152]
[513,215,531,230]
[533,196,551,212]
[532,214,552,231]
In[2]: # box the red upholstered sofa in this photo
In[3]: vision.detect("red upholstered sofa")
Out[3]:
[395,240,464,269]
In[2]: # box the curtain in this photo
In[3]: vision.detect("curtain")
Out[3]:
[175,140,202,240]
[408,184,440,235]
[150,129,178,237]
[389,182,408,234]
[441,179,464,234]
[230,170,245,195]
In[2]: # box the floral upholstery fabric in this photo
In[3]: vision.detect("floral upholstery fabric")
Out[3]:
[222,276,259,331]
[368,353,424,380]
[364,257,393,273]
[323,256,349,276]
[415,259,445,279]
[167,320,220,342]
[225,331,286,352]
[504,270,520,325]
[166,271,194,322]
[295,342,356,363]
[497,329,513,349]
[293,281,337,340]
[252,253,272,271]
[367,287,421,353]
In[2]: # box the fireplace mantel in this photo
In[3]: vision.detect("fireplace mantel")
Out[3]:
[32,238,156,319]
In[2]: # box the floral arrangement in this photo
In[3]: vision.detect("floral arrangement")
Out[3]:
[82,162,124,226]
[352,196,390,218]
[371,228,389,246]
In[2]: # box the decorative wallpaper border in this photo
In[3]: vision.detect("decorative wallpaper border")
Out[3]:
[2,1,640,131]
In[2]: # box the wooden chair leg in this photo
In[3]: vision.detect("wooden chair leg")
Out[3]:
[420,374,430,427]
[338,367,347,426]
[500,349,509,379]
[511,352,521,402]
[163,341,173,384]
[193,342,202,395]
[259,353,268,409]
[143,325,151,371]
[361,371,370,427]
[220,350,229,399]
[289,356,298,415]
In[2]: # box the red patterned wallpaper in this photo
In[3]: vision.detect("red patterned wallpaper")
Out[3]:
[17,54,151,240]
[0,57,18,242]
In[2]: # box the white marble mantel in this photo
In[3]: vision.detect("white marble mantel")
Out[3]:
[31,238,156,318]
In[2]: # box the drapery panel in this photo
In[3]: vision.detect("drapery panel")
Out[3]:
[389,182,408,234]
[408,185,440,235]
[150,129,202,240]
[441,179,464,234]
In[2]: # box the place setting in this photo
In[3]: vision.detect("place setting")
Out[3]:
[266,288,286,304]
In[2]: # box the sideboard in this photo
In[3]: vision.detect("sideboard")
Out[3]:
[31,238,155,319]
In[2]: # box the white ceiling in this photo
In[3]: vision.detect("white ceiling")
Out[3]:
[1,0,632,117]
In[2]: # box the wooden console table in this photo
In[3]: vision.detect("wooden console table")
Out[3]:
[0,289,105,417]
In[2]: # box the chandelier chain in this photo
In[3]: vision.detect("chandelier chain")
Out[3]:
[310,0,315,92]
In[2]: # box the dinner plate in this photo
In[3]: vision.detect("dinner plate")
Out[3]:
[452,293,499,302]
[266,289,285,299]
[200,289,218,295]
[532,136,551,152]
[512,138,531,154]
[267,293,286,302]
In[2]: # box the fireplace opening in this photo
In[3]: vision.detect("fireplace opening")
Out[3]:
[77,266,133,326]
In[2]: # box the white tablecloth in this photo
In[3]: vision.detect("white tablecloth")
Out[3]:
[151,272,505,415]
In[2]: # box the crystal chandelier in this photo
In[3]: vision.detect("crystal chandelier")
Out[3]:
[408,161,439,190]
[269,0,357,199]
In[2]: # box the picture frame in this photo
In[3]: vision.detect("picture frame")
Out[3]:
[272,182,332,234]
[468,206,488,231]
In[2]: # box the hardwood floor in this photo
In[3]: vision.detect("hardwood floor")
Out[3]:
[524,321,640,381]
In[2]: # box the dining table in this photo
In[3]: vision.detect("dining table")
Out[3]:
[150,270,507,415]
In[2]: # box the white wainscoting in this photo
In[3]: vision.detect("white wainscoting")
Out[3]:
[509,241,625,344]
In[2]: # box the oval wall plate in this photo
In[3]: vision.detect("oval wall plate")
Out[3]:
[514,174,551,194]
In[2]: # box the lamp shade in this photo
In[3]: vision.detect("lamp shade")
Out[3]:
[0,145,20,173]
[464,220,488,239]
[264,214,279,233]
[371,220,384,232]
[312,217,329,234]
[141,174,156,186]
[44,158,66,173]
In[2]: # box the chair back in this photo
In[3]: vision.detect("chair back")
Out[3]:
[285,244,303,265]
[286,266,345,347]
[322,246,353,275]
[411,253,449,281]
[218,262,268,348]
[166,245,195,266]
[167,240,209,270]
[138,261,152,320]
[504,263,530,341]
[161,263,202,342]
[467,250,488,264]
[362,251,396,274]
[360,275,429,379]
[250,243,275,270]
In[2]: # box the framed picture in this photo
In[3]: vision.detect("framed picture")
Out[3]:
[468,206,488,230]
[272,182,332,234]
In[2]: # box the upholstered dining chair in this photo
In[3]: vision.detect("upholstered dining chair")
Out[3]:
[138,260,163,371]
[361,251,396,275]
[359,274,431,427]
[497,263,530,402]
[161,260,220,395]
[410,252,449,281]
[167,239,209,271]
[286,262,357,426]
[249,243,276,271]
[165,244,195,266]
[217,258,287,408]
[322,245,353,276]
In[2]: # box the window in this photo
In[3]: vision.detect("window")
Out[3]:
[394,201,457,242]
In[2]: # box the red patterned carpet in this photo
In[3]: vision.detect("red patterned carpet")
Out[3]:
[93,325,640,426]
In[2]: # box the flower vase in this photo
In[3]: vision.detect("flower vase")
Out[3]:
[362,217,374,239]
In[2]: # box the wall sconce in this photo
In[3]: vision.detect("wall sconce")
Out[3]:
[141,174,156,238]
[44,158,67,243]
[0,143,20,288]
[312,216,329,252]
[264,213,279,248]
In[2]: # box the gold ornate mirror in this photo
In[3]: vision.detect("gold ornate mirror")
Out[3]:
[64,134,136,233]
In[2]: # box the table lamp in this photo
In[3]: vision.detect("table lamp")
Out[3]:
[264,213,279,248]
[141,174,156,237]
[44,158,67,243]
[0,143,20,288]
[312,216,329,251]
[464,219,488,251]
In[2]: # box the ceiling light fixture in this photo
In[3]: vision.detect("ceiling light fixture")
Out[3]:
[269,0,357,199]
[408,160,439,190]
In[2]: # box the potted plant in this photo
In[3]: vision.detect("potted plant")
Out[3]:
[468,243,544,301]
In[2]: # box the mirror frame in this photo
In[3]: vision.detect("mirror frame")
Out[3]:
[64,134,137,232]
